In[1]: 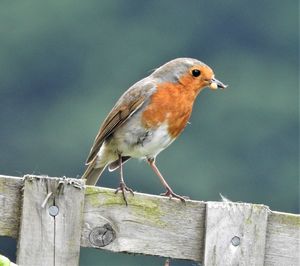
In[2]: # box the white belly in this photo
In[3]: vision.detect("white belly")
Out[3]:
[95,109,175,168]
[113,120,173,159]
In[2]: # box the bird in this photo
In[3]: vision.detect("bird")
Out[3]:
[82,58,227,205]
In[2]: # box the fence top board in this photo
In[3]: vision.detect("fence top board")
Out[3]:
[0,175,299,266]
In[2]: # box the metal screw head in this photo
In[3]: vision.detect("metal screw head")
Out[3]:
[48,205,59,217]
[231,236,240,246]
[89,224,116,247]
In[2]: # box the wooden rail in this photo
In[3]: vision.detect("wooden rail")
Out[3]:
[0,175,299,266]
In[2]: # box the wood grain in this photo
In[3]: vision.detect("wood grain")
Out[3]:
[0,175,23,238]
[265,211,300,266]
[204,201,269,266]
[81,186,206,262]
[0,175,299,265]
[16,176,85,266]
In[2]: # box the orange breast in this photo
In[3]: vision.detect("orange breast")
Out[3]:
[141,81,198,138]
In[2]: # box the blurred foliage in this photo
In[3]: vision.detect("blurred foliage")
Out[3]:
[0,1,298,265]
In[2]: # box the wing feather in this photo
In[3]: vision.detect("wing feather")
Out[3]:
[85,95,146,164]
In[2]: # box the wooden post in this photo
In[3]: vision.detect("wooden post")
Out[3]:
[204,201,269,266]
[16,176,85,266]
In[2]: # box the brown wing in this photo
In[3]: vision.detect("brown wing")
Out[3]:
[85,95,146,164]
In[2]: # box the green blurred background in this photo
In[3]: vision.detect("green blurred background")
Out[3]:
[0,1,298,265]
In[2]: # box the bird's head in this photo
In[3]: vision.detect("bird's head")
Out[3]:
[152,58,227,93]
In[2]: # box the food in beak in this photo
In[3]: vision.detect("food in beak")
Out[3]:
[209,78,227,90]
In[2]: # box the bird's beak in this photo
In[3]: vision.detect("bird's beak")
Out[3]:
[209,77,228,90]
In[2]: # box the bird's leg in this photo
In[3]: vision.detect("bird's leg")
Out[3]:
[147,158,186,203]
[115,154,134,205]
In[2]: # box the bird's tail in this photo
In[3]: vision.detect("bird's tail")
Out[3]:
[82,157,106,185]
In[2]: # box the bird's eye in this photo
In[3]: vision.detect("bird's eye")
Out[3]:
[192,69,201,77]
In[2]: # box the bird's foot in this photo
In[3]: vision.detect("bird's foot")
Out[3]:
[160,189,188,203]
[115,182,134,206]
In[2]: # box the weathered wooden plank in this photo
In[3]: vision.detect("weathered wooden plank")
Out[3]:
[0,175,23,238]
[16,176,85,266]
[265,211,300,266]
[17,176,56,265]
[0,175,299,265]
[52,178,85,266]
[204,201,269,266]
[81,186,206,262]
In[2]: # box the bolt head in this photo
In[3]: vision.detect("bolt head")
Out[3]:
[48,205,59,217]
[231,236,240,246]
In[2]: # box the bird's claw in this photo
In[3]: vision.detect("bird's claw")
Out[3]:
[160,189,187,203]
[115,182,134,205]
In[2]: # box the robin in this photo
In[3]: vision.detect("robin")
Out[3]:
[82,58,227,205]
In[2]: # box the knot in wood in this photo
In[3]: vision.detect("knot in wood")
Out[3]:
[89,224,116,247]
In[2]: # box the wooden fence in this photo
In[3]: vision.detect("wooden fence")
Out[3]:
[0,175,299,266]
